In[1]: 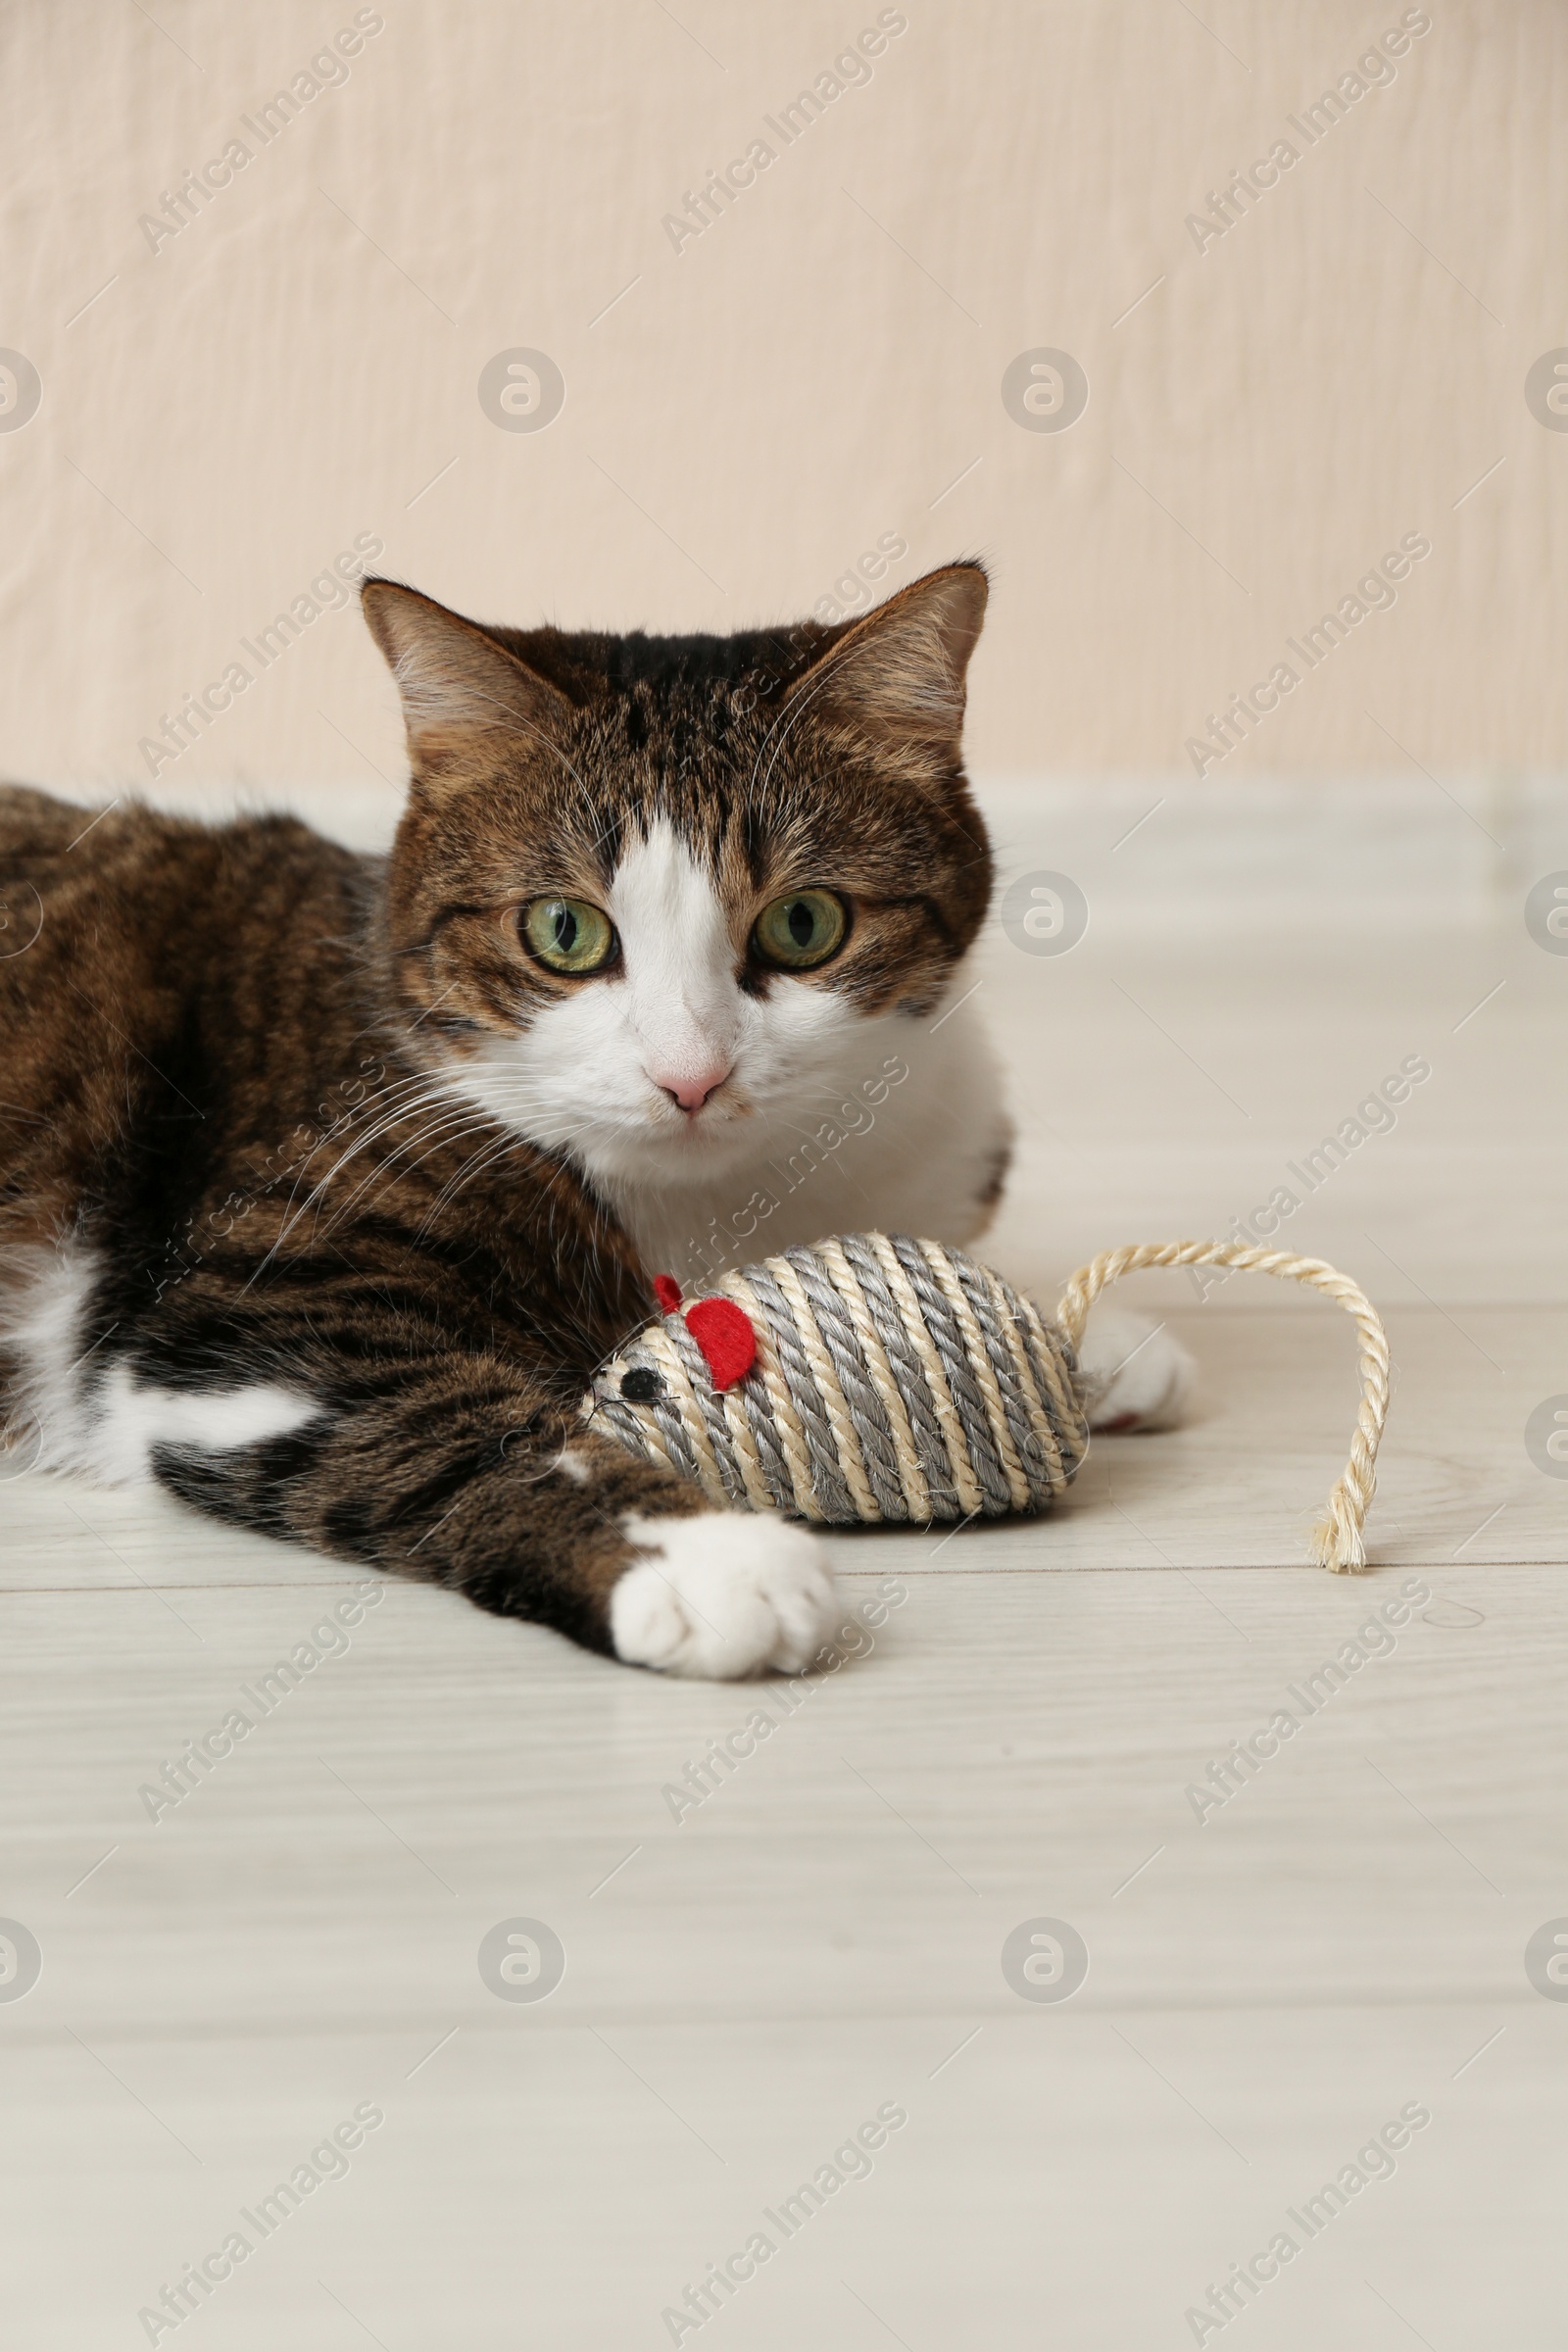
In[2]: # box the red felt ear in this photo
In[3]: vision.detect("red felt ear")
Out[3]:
[653,1274,682,1315]
[684,1297,757,1392]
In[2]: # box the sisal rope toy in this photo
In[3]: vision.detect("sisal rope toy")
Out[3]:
[582,1236,1391,1573]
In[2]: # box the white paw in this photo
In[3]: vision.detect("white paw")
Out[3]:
[612,1511,838,1680]
[1075,1305,1195,1433]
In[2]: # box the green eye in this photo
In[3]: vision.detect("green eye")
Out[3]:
[752,888,849,970]
[520,895,615,974]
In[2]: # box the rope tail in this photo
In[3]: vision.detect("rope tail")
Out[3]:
[1054,1241,1390,1574]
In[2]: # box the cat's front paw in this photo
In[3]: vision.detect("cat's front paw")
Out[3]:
[612,1511,838,1679]
[1076,1305,1196,1433]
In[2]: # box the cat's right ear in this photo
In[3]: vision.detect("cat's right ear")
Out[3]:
[360,579,574,778]
[785,561,989,760]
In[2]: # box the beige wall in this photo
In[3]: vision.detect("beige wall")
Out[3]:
[1,0,1563,798]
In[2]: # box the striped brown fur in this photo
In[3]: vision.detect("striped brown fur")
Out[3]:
[0,563,992,1666]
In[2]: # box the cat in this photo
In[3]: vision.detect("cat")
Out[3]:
[0,563,1188,1676]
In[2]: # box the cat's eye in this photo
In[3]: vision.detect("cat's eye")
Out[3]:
[752,888,849,971]
[519,895,615,975]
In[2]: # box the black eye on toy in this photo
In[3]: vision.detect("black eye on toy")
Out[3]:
[619,1366,663,1403]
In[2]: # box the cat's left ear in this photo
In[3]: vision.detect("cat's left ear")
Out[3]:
[790,562,988,757]
[360,578,574,774]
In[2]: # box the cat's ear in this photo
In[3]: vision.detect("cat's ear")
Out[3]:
[792,562,988,755]
[360,579,574,773]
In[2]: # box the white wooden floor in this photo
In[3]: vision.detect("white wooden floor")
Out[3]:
[4,850,1567,2347]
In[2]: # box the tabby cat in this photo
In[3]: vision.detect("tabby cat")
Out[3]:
[0,564,1182,1675]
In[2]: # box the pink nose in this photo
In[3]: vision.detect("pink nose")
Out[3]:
[656,1066,731,1113]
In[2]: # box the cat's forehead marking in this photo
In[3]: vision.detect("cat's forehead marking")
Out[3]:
[603,817,749,1080]
[608,817,731,968]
